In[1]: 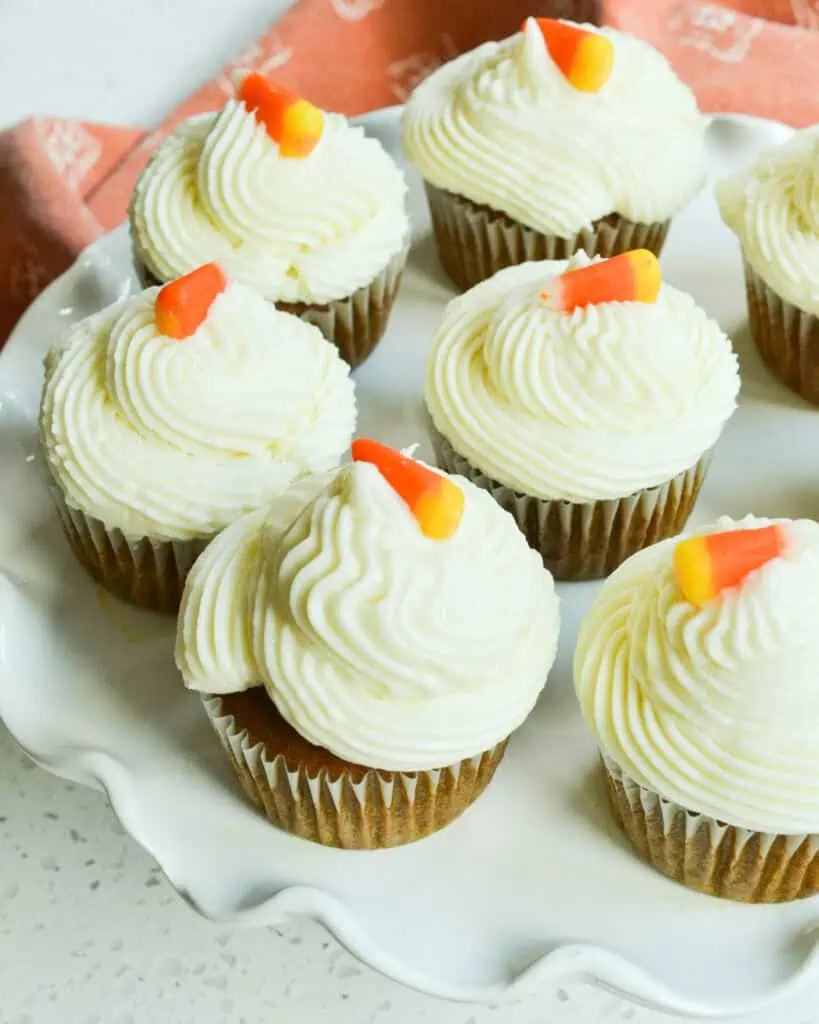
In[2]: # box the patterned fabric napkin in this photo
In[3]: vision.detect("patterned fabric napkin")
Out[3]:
[1,0,816,343]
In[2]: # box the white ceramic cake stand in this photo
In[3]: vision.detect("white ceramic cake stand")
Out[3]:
[2,108,817,1019]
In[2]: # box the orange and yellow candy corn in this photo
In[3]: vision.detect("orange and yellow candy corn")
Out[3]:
[237,72,324,158]
[540,250,661,313]
[673,525,788,607]
[155,263,227,340]
[529,18,614,93]
[351,438,465,541]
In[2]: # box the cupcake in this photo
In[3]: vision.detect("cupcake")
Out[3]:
[401,17,706,291]
[717,126,819,405]
[574,515,819,903]
[130,73,410,367]
[177,440,560,849]
[40,264,356,613]
[425,250,739,580]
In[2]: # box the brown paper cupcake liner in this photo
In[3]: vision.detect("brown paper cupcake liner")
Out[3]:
[276,241,409,369]
[603,756,819,904]
[202,689,506,850]
[133,242,409,370]
[743,259,819,406]
[50,483,208,613]
[429,423,710,581]
[424,183,670,293]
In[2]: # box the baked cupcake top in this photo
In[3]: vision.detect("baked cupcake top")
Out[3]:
[130,75,409,305]
[425,252,739,503]
[177,441,560,772]
[401,17,706,236]
[40,265,356,541]
[717,126,819,316]
[574,515,819,834]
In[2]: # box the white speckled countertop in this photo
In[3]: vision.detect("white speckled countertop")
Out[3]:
[2,2,819,1021]
[0,723,650,1024]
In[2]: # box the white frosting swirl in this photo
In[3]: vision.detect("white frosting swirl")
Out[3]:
[717,126,819,316]
[575,515,819,834]
[177,462,560,771]
[130,103,409,304]
[425,256,739,502]
[401,18,707,235]
[40,283,356,541]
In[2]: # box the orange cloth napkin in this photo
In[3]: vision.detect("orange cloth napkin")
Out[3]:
[1,0,816,343]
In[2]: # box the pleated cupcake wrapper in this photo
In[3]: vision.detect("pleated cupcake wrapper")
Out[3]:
[743,259,819,406]
[424,183,670,293]
[133,241,409,371]
[50,483,208,613]
[202,693,507,850]
[429,423,710,581]
[277,240,409,369]
[603,756,819,904]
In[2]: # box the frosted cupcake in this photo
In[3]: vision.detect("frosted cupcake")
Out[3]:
[717,127,819,405]
[575,515,819,903]
[425,251,739,580]
[402,17,706,291]
[40,264,356,612]
[130,73,410,367]
[177,440,560,849]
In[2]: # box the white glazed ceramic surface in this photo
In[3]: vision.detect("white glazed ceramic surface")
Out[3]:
[1,109,818,1019]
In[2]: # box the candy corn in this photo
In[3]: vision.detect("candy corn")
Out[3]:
[237,72,323,158]
[351,439,465,541]
[540,250,661,312]
[673,525,788,607]
[155,263,228,340]
[529,18,614,92]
